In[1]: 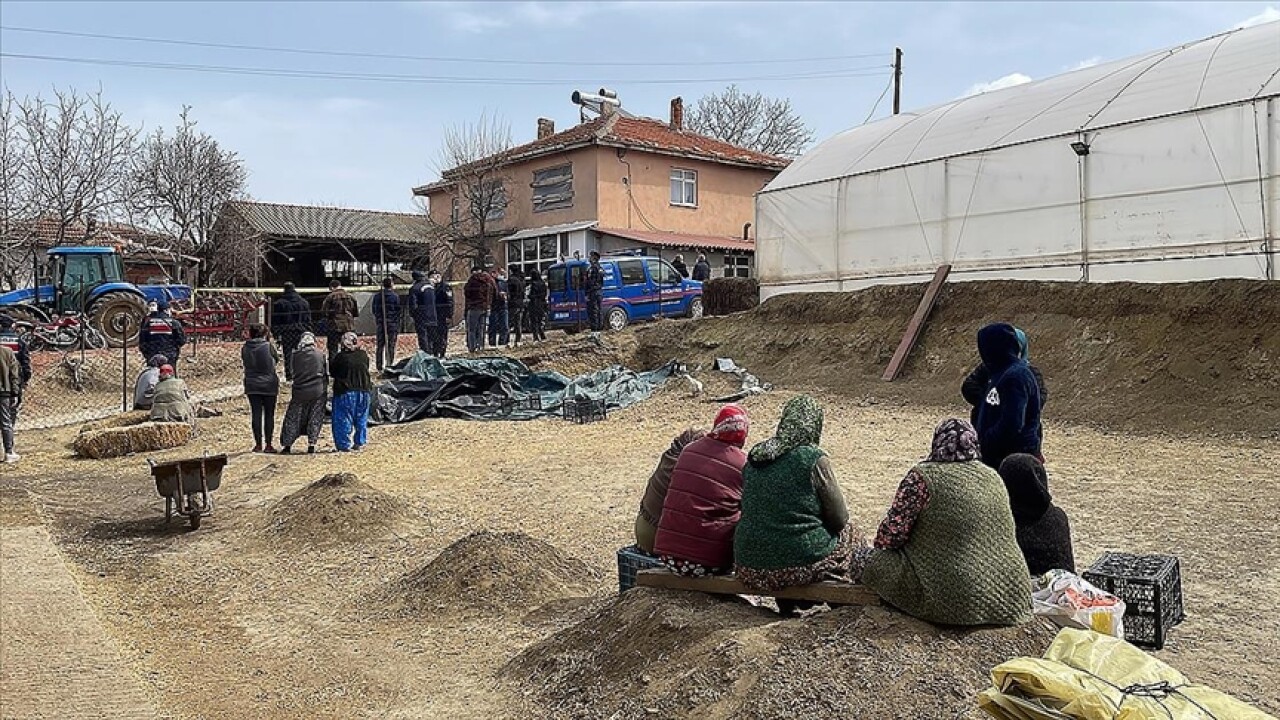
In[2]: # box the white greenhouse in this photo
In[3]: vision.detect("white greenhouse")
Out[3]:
[755,21,1280,298]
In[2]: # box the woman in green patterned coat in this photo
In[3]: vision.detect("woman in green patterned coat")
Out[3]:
[734,395,859,600]
[860,418,1031,626]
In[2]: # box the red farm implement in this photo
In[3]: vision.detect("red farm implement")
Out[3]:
[172,291,266,341]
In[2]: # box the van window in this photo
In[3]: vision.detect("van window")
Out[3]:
[548,267,567,293]
[617,259,646,286]
[645,258,681,285]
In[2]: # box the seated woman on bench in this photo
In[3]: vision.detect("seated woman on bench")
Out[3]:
[998,453,1075,576]
[860,419,1031,626]
[653,404,751,577]
[733,395,859,608]
[635,427,707,554]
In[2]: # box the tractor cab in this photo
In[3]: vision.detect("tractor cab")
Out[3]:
[46,247,127,313]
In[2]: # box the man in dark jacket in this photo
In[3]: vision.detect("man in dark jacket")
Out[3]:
[431,271,453,357]
[463,265,495,353]
[488,268,510,348]
[585,251,605,332]
[0,314,31,387]
[507,268,526,347]
[962,326,1047,428]
[138,299,186,372]
[974,323,1043,469]
[526,269,548,343]
[692,254,712,282]
[406,270,436,354]
[271,282,312,381]
[371,277,401,371]
[671,254,690,279]
[999,454,1075,575]
[321,280,359,362]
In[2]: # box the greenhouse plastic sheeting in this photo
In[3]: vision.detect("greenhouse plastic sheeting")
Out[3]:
[977,628,1275,720]
[369,353,675,423]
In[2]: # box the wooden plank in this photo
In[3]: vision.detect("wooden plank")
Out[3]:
[882,264,952,382]
[635,568,880,606]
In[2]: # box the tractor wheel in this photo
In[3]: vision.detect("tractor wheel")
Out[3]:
[1,305,47,327]
[89,292,147,348]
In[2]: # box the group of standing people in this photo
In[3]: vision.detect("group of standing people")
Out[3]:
[634,322,1066,624]
[462,263,550,353]
[670,253,713,282]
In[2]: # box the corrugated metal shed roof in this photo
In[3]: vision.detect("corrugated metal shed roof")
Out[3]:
[225,200,430,244]
[765,21,1280,193]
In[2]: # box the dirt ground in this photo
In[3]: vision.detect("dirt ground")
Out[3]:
[2,282,1279,718]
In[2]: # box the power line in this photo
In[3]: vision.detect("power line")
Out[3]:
[863,75,895,124]
[0,25,889,68]
[0,51,890,86]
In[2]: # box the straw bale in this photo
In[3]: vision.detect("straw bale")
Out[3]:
[78,411,151,435]
[73,422,193,459]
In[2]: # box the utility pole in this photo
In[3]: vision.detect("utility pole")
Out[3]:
[893,47,903,115]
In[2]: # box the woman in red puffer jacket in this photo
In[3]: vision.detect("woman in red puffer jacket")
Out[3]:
[655,404,750,576]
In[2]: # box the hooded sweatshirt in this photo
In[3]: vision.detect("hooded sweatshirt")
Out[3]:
[998,454,1075,575]
[241,337,280,396]
[975,323,1042,469]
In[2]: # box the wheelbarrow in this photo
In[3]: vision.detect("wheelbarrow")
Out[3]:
[148,453,227,530]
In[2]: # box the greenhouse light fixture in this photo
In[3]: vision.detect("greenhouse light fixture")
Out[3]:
[1070,140,1091,156]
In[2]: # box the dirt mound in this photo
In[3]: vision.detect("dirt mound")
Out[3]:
[511,333,636,377]
[264,473,422,544]
[631,279,1280,437]
[381,531,596,617]
[502,588,1056,719]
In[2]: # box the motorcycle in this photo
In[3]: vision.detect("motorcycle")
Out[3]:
[16,312,109,352]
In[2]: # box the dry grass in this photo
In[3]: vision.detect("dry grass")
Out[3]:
[71,421,192,459]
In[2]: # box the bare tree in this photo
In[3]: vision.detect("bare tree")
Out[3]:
[17,88,138,243]
[129,107,248,278]
[424,113,514,263]
[686,85,813,158]
[0,93,33,290]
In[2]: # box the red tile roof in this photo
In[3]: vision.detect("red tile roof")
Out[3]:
[597,227,755,253]
[415,113,789,194]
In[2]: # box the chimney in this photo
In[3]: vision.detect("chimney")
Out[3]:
[537,117,555,139]
[669,97,684,131]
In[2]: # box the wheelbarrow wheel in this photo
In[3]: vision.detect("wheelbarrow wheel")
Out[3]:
[188,510,201,530]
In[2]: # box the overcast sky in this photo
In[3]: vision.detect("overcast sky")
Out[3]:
[1,1,1276,212]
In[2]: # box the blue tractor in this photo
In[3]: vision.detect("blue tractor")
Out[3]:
[0,247,192,347]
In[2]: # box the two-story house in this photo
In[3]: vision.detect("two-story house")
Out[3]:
[413,98,789,280]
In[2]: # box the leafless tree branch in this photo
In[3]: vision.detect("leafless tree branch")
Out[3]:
[686,85,813,158]
[423,112,515,264]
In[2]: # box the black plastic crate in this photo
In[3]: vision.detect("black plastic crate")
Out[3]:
[617,545,662,593]
[563,395,607,424]
[1083,552,1185,649]
[499,394,542,416]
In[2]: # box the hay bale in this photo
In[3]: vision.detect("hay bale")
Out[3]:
[703,277,760,316]
[73,422,192,459]
[78,411,151,435]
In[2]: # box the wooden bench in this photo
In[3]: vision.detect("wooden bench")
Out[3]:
[635,568,880,606]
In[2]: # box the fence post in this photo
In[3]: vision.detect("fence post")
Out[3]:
[121,315,132,413]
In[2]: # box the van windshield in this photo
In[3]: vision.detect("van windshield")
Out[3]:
[548,267,567,293]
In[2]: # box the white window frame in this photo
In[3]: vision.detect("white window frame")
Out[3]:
[722,252,751,278]
[506,232,569,278]
[670,168,698,208]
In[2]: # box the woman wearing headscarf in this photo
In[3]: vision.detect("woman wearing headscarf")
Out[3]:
[861,419,1032,626]
[330,332,372,452]
[241,323,281,453]
[635,427,706,554]
[279,332,328,454]
[149,364,194,424]
[733,395,857,600]
[654,404,751,577]
[998,454,1075,575]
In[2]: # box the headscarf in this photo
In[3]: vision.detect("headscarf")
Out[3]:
[1014,328,1030,361]
[708,403,750,448]
[926,418,981,463]
[340,331,359,351]
[298,332,316,349]
[999,454,1052,524]
[148,354,168,368]
[159,364,175,379]
[748,395,823,466]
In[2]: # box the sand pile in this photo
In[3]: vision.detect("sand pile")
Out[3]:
[632,279,1280,437]
[73,421,192,459]
[265,473,422,544]
[503,587,1056,720]
[381,531,596,617]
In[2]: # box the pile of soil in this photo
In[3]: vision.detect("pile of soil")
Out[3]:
[503,588,1056,719]
[631,279,1280,437]
[380,531,596,617]
[264,473,422,544]
[511,333,636,378]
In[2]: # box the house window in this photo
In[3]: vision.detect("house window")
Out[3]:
[670,168,697,207]
[481,180,507,222]
[450,197,460,224]
[531,164,574,212]
[723,253,751,278]
[506,233,568,278]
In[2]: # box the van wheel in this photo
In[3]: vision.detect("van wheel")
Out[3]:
[607,307,629,331]
[687,297,704,320]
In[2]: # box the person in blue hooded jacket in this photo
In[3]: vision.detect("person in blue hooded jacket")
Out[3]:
[973,323,1043,469]
[962,327,1047,427]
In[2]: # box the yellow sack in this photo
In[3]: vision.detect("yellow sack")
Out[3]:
[978,628,1275,720]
